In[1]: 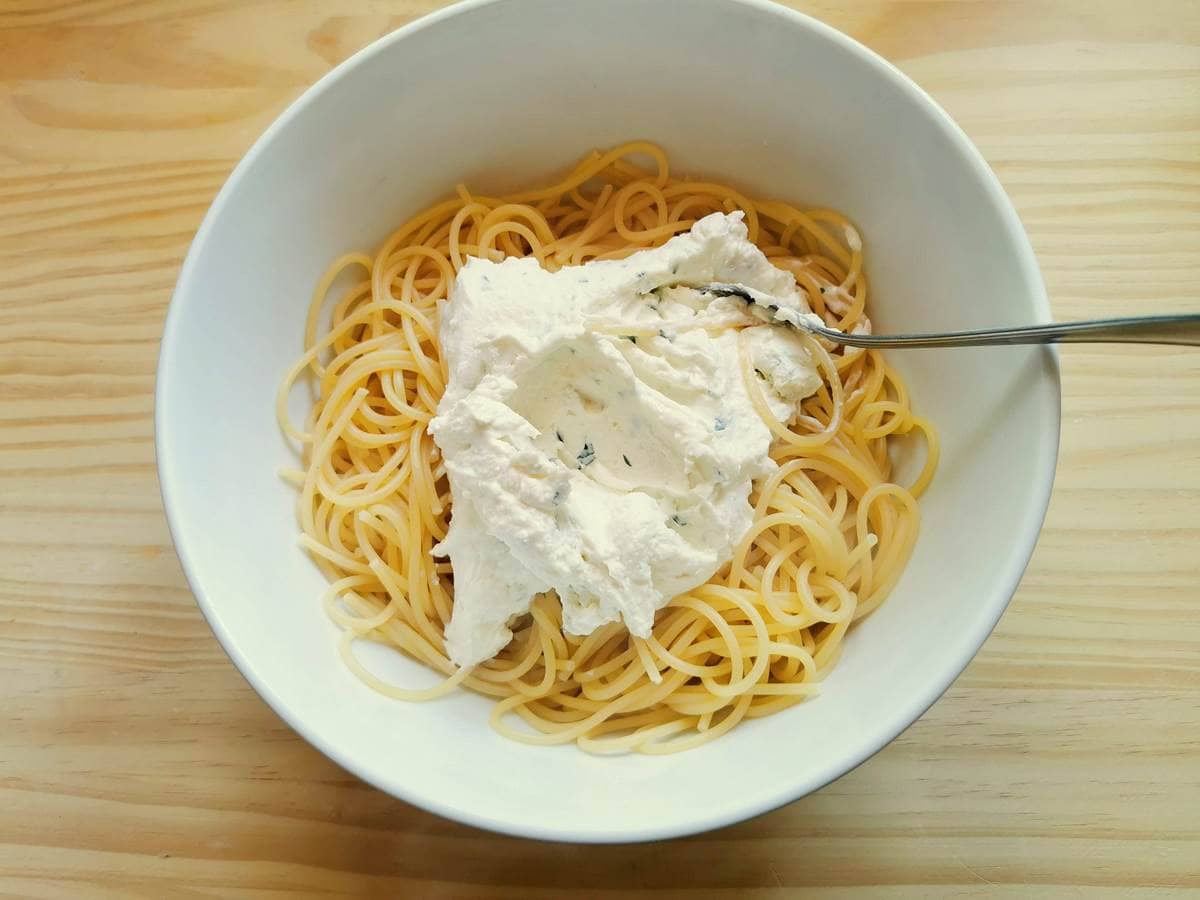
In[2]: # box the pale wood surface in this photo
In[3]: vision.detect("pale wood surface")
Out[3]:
[1,1,1198,895]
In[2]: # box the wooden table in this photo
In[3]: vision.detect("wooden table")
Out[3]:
[2,1,1197,895]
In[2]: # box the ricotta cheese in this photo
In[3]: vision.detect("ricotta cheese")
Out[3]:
[429,212,823,667]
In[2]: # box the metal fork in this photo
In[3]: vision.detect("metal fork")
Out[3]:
[703,284,1200,348]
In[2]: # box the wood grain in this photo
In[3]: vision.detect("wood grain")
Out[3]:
[1,1,1197,895]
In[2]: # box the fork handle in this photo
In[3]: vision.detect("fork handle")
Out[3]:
[828,314,1200,348]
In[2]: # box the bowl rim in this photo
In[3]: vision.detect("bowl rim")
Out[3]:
[156,0,1062,843]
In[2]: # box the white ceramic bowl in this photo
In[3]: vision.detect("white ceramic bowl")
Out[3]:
[157,0,1060,842]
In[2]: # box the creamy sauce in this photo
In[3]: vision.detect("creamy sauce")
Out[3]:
[429,213,823,667]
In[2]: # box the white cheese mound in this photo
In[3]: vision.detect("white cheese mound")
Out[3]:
[429,213,822,667]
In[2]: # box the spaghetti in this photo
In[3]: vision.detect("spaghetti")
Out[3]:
[278,142,938,753]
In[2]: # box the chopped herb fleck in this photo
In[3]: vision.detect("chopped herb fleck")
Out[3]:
[622,335,638,344]
[552,485,568,505]
[555,429,564,443]
[658,328,674,342]
[714,416,727,432]
[670,263,679,275]
[622,454,632,467]
[576,440,596,469]
[671,514,688,527]
[754,368,766,379]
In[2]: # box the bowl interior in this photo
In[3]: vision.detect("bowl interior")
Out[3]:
[158,0,1059,841]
